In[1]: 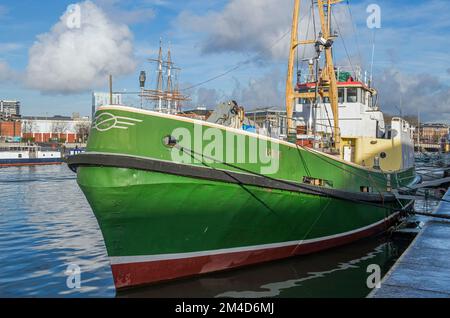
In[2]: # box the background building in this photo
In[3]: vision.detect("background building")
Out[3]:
[0,121,21,138]
[0,100,22,141]
[0,100,21,118]
[92,92,122,119]
[21,114,91,143]
[245,108,288,138]
[420,123,449,143]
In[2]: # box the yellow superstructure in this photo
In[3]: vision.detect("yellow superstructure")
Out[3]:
[341,137,402,171]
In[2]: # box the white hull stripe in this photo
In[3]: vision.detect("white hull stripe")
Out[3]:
[109,212,399,265]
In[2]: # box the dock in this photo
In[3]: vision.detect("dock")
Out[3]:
[369,189,450,298]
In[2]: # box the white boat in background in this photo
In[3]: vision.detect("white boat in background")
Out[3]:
[0,144,62,167]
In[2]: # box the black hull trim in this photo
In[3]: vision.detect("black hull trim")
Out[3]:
[68,152,397,203]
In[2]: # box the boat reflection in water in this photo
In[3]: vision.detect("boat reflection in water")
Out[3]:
[119,236,410,298]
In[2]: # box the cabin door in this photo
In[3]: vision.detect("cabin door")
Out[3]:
[343,146,353,162]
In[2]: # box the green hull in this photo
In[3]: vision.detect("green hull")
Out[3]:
[69,106,417,289]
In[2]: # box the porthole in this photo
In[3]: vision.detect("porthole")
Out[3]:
[380,152,387,159]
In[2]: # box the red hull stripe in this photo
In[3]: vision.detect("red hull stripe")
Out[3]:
[111,214,399,289]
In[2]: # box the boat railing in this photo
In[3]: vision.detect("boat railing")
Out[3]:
[0,144,42,152]
[246,113,342,147]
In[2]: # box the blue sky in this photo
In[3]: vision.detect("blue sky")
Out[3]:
[0,0,449,122]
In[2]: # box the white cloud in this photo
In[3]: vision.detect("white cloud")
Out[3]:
[194,87,223,107]
[377,68,450,122]
[25,1,136,94]
[231,69,285,108]
[181,68,285,110]
[178,0,292,59]
[0,60,18,82]
[177,0,351,61]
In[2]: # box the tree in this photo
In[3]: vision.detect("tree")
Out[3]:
[51,121,69,134]
[22,120,37,135]
[75,121,91,143]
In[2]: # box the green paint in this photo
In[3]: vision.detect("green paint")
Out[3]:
[77,108,416,258]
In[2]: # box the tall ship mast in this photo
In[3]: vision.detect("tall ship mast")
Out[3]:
[141,40,189,114]
[68,0,419,290]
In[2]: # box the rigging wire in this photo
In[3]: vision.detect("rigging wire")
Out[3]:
[346,0,363,69]
[182,7,314,93]
[370,29,377,86]
[181,26,293,92]
[176,144,407,214]
[257,112,439,205]
[298,1,314,74]
[256,111,425,200]
[331,10,356,77]
[178,143,450,220]
[183,137,351,249]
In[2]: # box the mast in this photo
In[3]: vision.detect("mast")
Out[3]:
[317,0,340,148]
[142,39,190,113]
[155,39,164,111]
[285,0,342,151]
[166,45,173,113]
[285,0,301,140]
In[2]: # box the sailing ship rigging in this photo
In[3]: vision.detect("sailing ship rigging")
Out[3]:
[140,39,190,114]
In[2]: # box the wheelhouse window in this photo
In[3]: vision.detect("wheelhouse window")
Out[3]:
[338,88,344,103]
[347,88,358,103]
[368,94,374,107]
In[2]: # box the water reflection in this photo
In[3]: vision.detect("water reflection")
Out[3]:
[0,164,415,298]
[119,236,410,298]
[0,165,115,298]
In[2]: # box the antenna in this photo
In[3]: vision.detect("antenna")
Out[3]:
[369,30,376,87]
[417,109,421,149]
[109,74,113,105]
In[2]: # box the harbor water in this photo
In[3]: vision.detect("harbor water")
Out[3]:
[0,164,437,298]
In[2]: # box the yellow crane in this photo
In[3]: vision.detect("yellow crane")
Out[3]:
[285,0,342,151]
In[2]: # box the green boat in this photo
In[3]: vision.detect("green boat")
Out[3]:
[68,0,418,290]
